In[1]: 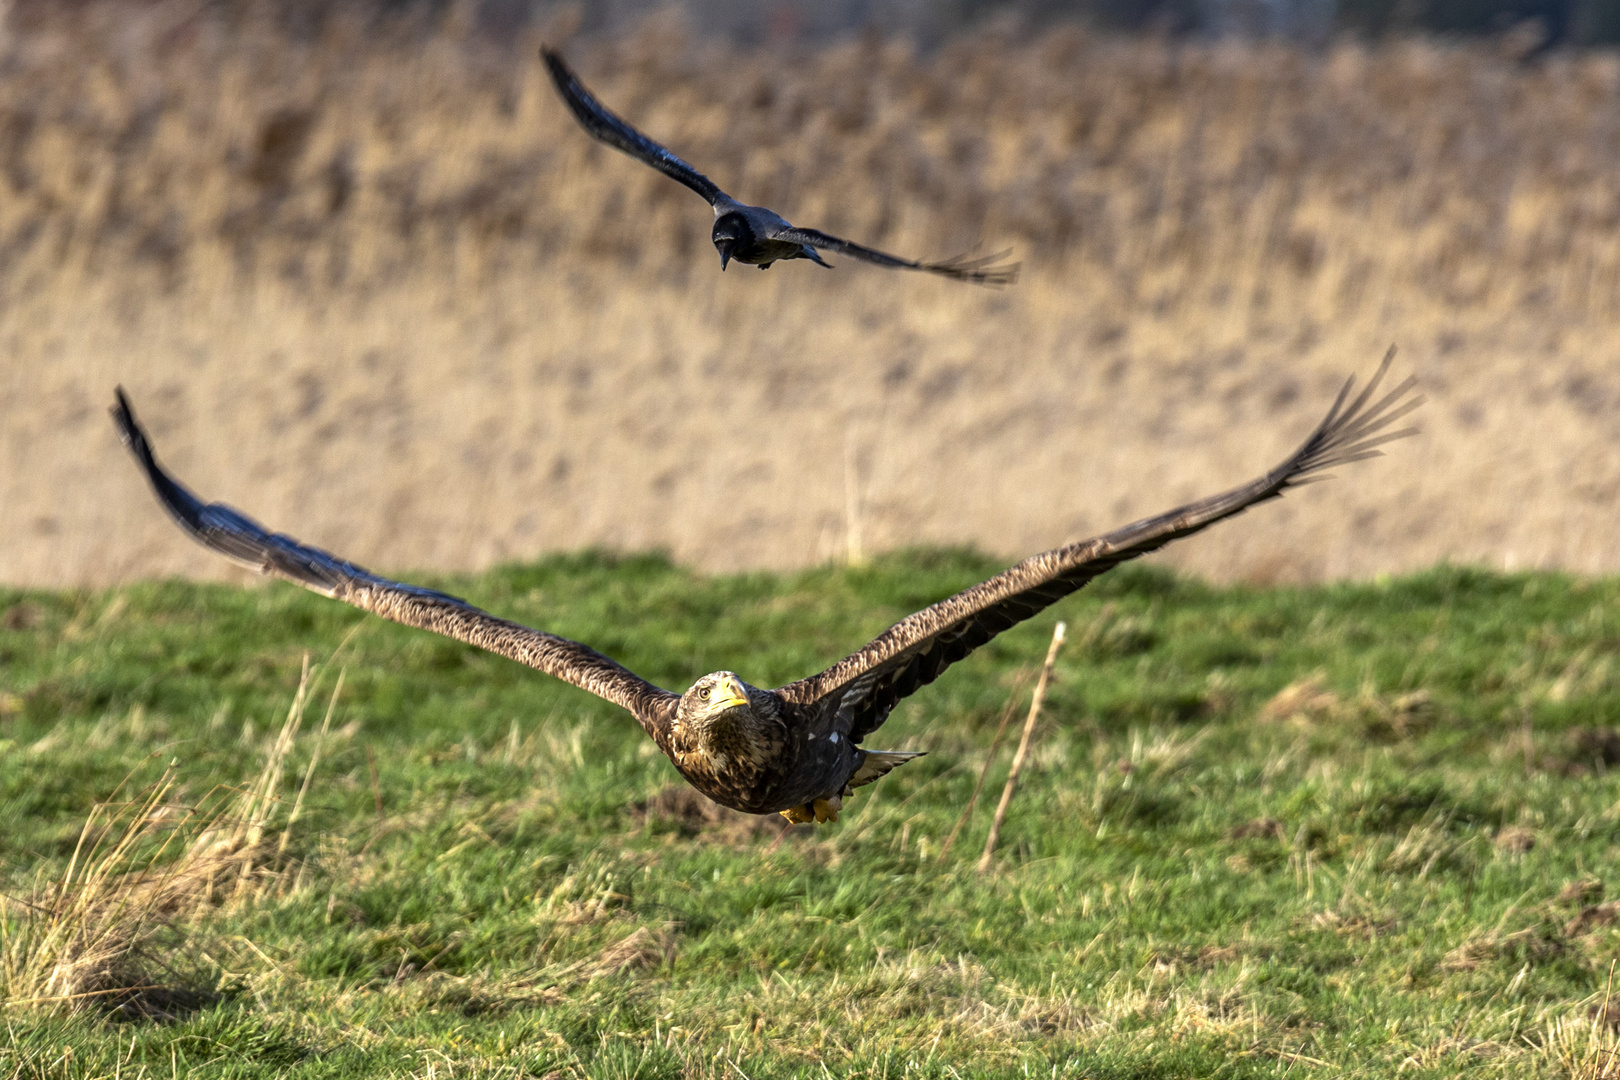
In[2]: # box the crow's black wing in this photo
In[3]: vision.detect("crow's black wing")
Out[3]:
[770,226,1019,286]
[542,47,726,206]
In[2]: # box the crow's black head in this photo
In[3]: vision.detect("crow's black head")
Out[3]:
[712,212,754,271]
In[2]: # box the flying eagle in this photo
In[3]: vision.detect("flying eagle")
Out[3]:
[111,358,1416,825]
[541,47,1018,285]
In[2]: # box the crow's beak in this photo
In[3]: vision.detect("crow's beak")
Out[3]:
[717,241,733,272]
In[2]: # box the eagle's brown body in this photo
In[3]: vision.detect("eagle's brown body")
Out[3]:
[661,675,904,817]
[110,356,1418,825]
[667,681,804,814]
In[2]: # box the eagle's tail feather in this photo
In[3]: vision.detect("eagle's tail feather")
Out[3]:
[848,749,925,789]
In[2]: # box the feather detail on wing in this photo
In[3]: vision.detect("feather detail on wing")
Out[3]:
[541,47,726,206]
[848,750,925,790]
[769,227,1020,286]
[776,351,1421,741]
[110,389,679,734]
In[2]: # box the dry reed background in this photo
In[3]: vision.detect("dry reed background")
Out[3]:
[5,3,1620,587]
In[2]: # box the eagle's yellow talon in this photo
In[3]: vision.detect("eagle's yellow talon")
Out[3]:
[812,796,843,824]
[779,805,815,824]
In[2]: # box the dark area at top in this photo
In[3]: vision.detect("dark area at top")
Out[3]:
[13,0,1620,48]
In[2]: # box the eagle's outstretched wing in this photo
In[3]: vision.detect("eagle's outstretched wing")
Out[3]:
[542,47,727,207]
[110,390,680,733]
[776,353,1421,740]
[770,226,1020,286]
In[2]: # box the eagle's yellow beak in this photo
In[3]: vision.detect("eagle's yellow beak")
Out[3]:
[712,675,750,712]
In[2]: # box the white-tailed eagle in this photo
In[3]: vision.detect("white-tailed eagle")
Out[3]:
[112,357,1417,824]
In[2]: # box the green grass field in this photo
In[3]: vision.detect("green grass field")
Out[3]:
[4,551,1620,1078]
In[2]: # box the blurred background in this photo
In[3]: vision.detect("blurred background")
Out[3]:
[5,0,1620,586]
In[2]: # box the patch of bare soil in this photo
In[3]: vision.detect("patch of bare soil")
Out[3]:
[1545,727,1620,777]
[631,786,797,845]
[1565,903,1620,937]
[1,602,43,630]
[1493,826,1538,855]
[1230,817,1286,841]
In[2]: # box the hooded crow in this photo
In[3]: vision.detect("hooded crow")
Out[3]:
[542,47,1018,285]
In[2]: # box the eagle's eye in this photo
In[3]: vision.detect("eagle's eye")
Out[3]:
[698,686,710,701]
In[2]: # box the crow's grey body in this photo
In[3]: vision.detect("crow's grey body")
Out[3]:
[541,47,1017,285]
[710,197,829,271]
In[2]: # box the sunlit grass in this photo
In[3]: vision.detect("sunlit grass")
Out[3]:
[4,554,1620,1075]
[1,655,340,1025]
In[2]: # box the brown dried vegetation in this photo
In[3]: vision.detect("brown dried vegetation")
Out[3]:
[5,6,1620,585]
[0,655,337,1018]
[1259,675,1436,740]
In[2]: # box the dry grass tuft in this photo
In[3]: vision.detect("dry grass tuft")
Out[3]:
[0,655,338,1018]
[538,860,633,927]
[374,922,680,1015]
[1,769,215,1018]
[1494,825,1538,855]
[1441,924,1563,973]
[583,925,678,979]
[1360,689,1436,742]
[383,968,571,1016]
[1261,676,1341,725]
[748,951,1095,1049]
[1542,1004,1620,1079]
[1382,809,1460,875]
[1562,879,1607,905]
[1261,676,1435,742]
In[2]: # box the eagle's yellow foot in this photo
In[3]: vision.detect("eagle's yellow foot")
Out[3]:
[779,795,847,825]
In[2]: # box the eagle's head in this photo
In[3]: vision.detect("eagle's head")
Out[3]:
[711,212,753,271]
[673,671,782,767]
[676,671,758,733]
